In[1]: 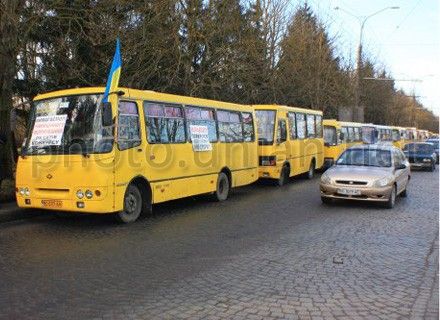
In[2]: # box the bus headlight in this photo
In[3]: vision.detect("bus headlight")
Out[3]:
[24,188,30,197]
[76,190,84,199]
[19,188,25,196]
[85,190,93,199]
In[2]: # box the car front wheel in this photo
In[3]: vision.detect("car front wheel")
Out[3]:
[384,186,396,209]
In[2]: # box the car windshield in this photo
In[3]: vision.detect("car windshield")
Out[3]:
[337,148,392,167]
[403,143,434,153]
[256,110,276,145]
[324,126,337,146]
[23,94,114,155]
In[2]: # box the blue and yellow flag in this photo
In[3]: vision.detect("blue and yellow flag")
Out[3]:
[103,38,122,103]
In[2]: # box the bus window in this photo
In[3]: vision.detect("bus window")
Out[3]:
[256,110,276,145]
[353,127,360,142]
[324,126,337,146]
[315,115,322,138]
[118,101,141,150]
[276,119,287,143]
[218,110,243,142]
[347,127,354,142]
[185,106,217,142]
[296,113,306,139]
[242,112,255,142]
[306,114,315,138]
[288,113,297,139]
[341,127,349,142]
[144,102,185,143]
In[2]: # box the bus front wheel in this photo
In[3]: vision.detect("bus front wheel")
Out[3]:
[213,172,230,201]
[116,184,142,223]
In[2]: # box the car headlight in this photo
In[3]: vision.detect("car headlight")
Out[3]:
[423,158,431,162]
[76,190,84,199]
[321,173,332,185]
[85,190,93,199]
[374,177,392,188]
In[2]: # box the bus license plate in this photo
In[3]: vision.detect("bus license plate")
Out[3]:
[337,188,361,196]
[41,200,63,208]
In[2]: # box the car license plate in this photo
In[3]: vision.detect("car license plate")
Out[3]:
[41,199,63,208]
[337,188,361,196]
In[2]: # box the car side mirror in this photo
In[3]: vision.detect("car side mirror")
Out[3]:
[395,163,406,170]
[101,102,113,127]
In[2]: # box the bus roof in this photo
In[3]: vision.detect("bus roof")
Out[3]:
[34,87,253,112]
[252,104,322,115]
[339,121,363,127]
[323,119,341,127]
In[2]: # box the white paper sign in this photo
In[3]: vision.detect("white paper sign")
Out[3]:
[30,115,68,147]
[190,125,212,152]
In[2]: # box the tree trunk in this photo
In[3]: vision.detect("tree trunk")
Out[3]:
[0,1,22,180]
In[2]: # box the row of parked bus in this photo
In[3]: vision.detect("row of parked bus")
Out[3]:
[322,121,434,169]
[15,87,437,222]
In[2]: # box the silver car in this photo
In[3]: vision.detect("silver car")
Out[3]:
[320,145,410,208]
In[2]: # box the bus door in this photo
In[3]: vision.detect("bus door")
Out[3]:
[275,116,288,168]
[114,100,145,208]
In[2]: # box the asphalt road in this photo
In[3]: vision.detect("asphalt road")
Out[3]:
[0,169,438,319]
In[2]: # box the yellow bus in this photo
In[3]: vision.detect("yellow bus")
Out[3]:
[339,121,363,148]
[406,127,417,142]
[391,126,407,149]
[323,119,344,168]
[16,87,259,223]
[254,105,324,185]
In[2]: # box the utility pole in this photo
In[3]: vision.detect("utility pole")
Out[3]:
[334,6,399,122]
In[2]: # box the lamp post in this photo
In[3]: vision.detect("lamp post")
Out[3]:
[334,6,399,121]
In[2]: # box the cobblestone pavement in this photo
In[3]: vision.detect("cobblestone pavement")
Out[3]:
[0,168,438,319]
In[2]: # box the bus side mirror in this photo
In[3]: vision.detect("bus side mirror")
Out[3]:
[101,102,113,127]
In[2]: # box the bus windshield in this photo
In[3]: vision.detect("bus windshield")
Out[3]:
[362,126,376,144]
[324,126,337,146]
[256,110,276,145]
[23,94,114,155]
[392,129,400,141]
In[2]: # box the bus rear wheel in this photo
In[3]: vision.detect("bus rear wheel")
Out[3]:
[213,172,230,201]
[116,184,142,223]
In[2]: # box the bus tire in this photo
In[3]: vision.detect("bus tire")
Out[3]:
[213,172,230,201]
[116,184,142,223]
[278,165,289,186]
[307,160,315,179]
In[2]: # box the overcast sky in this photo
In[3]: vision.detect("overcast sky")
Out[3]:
[304,0,439,116]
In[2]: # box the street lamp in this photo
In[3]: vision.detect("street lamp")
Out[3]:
[334,6,400,121]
